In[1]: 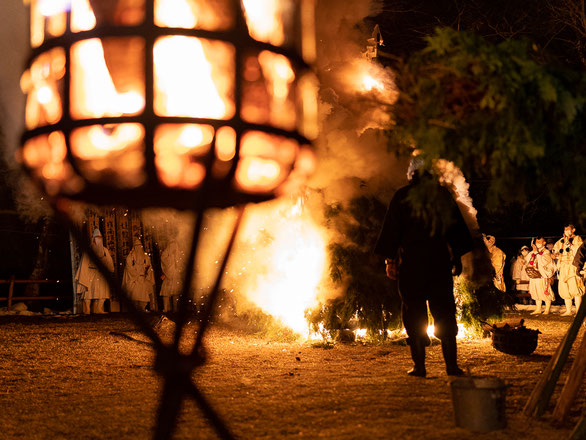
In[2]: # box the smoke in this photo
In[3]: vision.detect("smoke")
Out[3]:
[435,159,479,232]
[0,0,53,222]
[312,0,409,205]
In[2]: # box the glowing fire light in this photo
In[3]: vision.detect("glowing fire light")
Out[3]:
[153,36,233,119]
[236,197,327,336]
[362,74,383,92]
[242,0,286,46]
[351,323,476,342]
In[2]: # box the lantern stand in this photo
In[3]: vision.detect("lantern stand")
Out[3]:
[21,0,318,438]
[56,198,242,440]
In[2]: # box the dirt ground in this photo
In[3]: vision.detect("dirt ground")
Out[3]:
[1,308,585,440]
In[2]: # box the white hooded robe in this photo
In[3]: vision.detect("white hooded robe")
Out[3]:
[75,238,114,300]
[160,241,183,297]
[122,241,155,302]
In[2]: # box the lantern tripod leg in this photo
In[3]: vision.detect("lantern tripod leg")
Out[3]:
[172,208,206,351]
[192,205,246,355]
[154,204,244,440]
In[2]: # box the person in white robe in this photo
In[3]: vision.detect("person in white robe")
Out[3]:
[74,229,114,314]
[552,224,584,315]
[511,246,530,301]
[483,234,507,292]
[525,237,556,315]
[122,237,155,311]
[160,239,184,313]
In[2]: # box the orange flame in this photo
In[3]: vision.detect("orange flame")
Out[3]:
[234,198,327,336]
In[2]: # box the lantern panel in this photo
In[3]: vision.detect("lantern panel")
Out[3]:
[300,0,316,63]
[21,47,66,130]
[29,0,67,48]
[154,0,234,30]
[241,0,296,48]
[22,132,85,196]
[155,124,214,156]
[297,72,318,139]
[211,126,236,179]
[154,123,211,189]
[70,37,145,119]
[154,36,235,119]
[276,144,316,196]
[214,126,236,161]
[70,123,146,188]
[154,125,209,189]
[235,131,298,192]
[242,50,296,131]
[71,0,145,32]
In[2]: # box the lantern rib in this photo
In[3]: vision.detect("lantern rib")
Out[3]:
[22,118,312,146]
[172,207,205,351]
[192,204,245,356]
[25,26,310,73]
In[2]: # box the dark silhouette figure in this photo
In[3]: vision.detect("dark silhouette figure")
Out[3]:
[375,170,474,377]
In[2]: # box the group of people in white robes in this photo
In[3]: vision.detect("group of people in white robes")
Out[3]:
[510,225,584,315]
[75,231,184,314]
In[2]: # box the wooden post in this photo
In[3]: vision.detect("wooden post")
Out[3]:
[523,298,586,417]
[570,412,586,440]
[551,331,586,422]
[7,275,14,309]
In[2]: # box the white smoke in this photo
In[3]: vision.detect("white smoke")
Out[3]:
[435,159,479,232]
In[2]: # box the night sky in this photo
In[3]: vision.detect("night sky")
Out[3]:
[0,0,581,279]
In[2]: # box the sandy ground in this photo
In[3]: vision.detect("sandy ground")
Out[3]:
[1,307,585,440]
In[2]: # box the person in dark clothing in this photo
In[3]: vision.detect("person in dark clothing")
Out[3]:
[375,168,474,378]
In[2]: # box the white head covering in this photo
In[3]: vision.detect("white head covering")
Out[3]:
[407,156,424,180]
[91,228,104,253]
[133,237,143,249]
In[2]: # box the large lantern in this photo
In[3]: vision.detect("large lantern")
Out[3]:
[18,2,319,439]
[19,0,317,210]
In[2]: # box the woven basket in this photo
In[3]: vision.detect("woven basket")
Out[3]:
[491,327,540,355]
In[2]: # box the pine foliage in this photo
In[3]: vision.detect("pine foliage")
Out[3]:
[392,27,586,219]
[308,195,402,340]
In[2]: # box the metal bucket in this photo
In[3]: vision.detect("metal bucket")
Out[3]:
[450,376,507,433]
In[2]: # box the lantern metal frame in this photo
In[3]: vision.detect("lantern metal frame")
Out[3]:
[59,200,242,439]
[21,0,316,210]
[21,1,318,439]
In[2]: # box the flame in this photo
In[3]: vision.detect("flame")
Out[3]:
[362,74,384,92]
[257,50,296,130]
[349,323,477,343]
[155,0,198,28]
[38,0,69,16]
[71,0,96,32]
[71,124,144,159]
[215,126,237,161]
[242,0,285,46]
[154,124,212,188]
[71,38,145,118]
[154,0,234,30]
[235,131,298,192]
[235,198,327,336]
[153,36,233,119]
[22,47,65,129]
